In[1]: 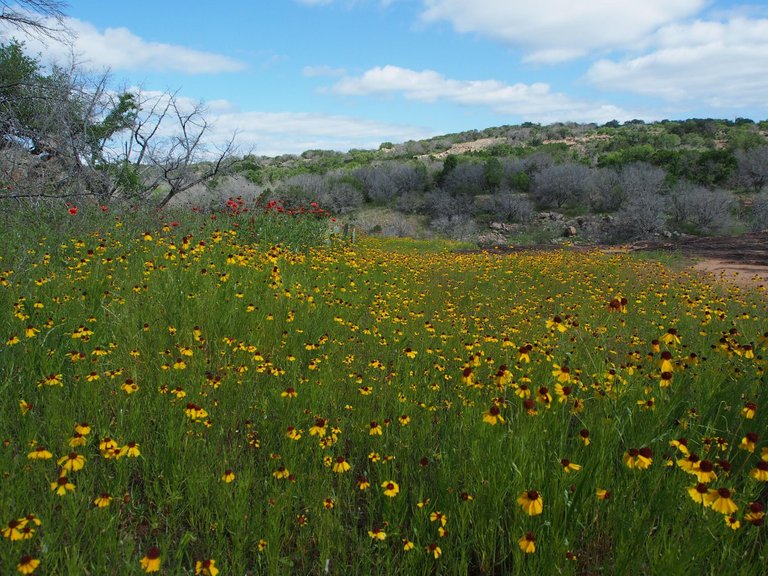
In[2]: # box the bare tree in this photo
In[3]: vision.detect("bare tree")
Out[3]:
[430,214,477,240]
[488,191,534,223]
[669,182,734,235]
[589,167,624,212]
[531,163,592,209]
[422,189,472,220]
[117,90,238,208]
[0,46,137,202]
[611,191,667,241]
[0,1,69,42]
[442,161,487,196]
[353,161,425,204]
[751,192,768,232]
[733,146,768,192]
[618,162,667,198]
[318,179,364,214]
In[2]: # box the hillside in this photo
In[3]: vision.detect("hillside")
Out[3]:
[189,119,768,245]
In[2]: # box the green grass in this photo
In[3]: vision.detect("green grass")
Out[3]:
[627,249,695,271]
[1,204,766,575]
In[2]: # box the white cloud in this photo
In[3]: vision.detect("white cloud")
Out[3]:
[106,89,431,157]
[303,65,347,77]
[205,109,434,157]
[2,17,246,74]
[330,65,630,123]
[587,17,768,108]
[420,0,706,62]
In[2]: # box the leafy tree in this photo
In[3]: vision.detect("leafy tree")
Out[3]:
[436,154,458,187]
[0,42,140,199]
[597,144,655,168]
[694,149,736,187]
[0,40,44,148]
[483,157,503,192]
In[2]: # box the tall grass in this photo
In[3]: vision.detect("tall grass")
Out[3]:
[0,201,766,575]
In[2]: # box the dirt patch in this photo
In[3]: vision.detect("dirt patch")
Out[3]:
[623,232,768,293]
[621,232,768,266]
[462,232,768,293]
[692,259,768,291]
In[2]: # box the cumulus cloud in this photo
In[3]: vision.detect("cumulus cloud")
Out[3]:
[303,65,347,77]
[587,17,768,108]
[420,0,706,62]
[2,16,246,74]
[204,109,433,157]
[105,88,431,157]
[330,65,630,123]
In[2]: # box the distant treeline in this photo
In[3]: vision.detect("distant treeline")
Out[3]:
[231,119,767,242]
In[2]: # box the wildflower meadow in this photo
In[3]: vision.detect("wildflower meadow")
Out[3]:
[1,199,766,575]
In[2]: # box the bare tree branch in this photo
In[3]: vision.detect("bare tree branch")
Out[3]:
[0,1,69,42]
[110,92,236,208]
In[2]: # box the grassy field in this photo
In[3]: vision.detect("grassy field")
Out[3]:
[1,203,766,575]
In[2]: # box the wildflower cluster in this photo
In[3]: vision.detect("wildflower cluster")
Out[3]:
[0,206,765,574]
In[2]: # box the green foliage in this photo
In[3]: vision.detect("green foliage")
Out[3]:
[4,208,765,574]
[238,210,332,251]
[509,171,531,192]
[436,154,458,188]
[483,157,503,191]
[0,40,44,144]
[85,93,138,165]
[728,128,767,151]
[694,149,737,187]
[104,160,143,197]
[598,144,656,167]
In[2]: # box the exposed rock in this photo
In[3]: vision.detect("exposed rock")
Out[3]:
[489,222,518,233]
[538,212,565,221]
[564,225,578,237]
[477,232,508,247]
[418,137,507,160]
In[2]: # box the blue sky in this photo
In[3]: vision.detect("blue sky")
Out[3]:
[4,0,768,156]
